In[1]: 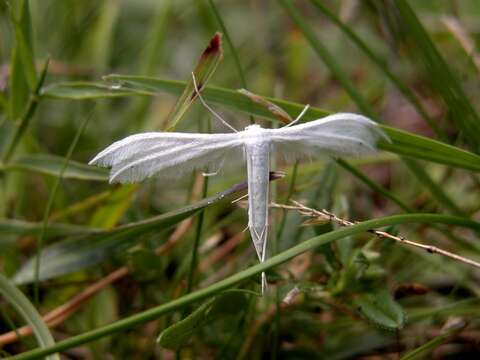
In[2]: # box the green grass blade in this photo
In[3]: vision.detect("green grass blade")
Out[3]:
[0,273,59,360]
[278,0,376,118]
[9,213,480,359]
[163,32,224,130]
[336,159,411,212]
[8,0,37,120]
[403,158,464,216]
[13,174,281,285]
[391,0,480,149]
[43,77,480,173]
[2,58,49,163]
[310,0,444,138]
[0,154,108,181]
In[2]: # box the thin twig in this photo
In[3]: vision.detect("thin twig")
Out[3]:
[270,200,480,270]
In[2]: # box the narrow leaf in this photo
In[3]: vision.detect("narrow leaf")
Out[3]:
[355,289,406,330]
[13,174,282,284]
[157,292,247,350]
[163,32,223,130]
[43,78,480,173]
[0,273,59,360]
[1,154,109,181]
[8,0,37,119]
[0,219,99,238]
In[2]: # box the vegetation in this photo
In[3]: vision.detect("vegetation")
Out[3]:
[1,0,480,358]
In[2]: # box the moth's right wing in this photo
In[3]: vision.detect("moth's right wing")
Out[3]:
[89,132,244,183]
[268,113,388,162]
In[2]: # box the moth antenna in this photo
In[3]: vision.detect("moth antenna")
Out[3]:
[284,104,310,128]
[191,72,238,133]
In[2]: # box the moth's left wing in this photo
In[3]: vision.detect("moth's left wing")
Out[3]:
[89,132,244,183]
[268,113,388,162]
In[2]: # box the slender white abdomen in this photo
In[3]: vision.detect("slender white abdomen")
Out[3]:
[245,137,270,262]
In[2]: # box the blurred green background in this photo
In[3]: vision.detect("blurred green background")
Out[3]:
[1,0,480,358]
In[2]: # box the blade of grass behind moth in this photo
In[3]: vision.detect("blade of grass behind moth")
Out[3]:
[13,173,284,285]
[336,158,474,250]
[278,0,467,224]
[33,106,94,304]
[49,76,480,173]
[387,0,480,150]
[278,0,376,119]
[336,159,411,213]
[402,157,465,217]
[164,32,224,130]
[7,0,37,120]
[310,0,445,139]
[207,0,254,124]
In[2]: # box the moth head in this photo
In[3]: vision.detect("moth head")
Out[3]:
[244,124,262,131]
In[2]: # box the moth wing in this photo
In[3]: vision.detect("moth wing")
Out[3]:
[89,132,244,183]
[269,113,388,162]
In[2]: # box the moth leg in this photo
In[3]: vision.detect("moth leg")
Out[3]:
[191,73,238,133]
[259,226,268,295]
[202,157,225,177]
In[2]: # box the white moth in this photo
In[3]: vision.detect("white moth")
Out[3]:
[89,107,388,294]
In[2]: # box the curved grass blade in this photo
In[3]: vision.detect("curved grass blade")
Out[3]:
[386,0,480,149]
[0,273,59,360]
[13,173,283,284]
[43,76,480,173]
[40,82,150,100]
[310,0,444,138]
[163,32,223,130]
[9,213,480,359]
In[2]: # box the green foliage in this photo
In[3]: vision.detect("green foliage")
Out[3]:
[2,1,480,358]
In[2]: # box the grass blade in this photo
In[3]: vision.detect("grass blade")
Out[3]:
[43,77,480,173]
[310,0,444,138]
[278,0,376,118]
[403,158,464,216]
[1,154,108,181]
[13,173,282,284]
[162,32,223,130]
[8,0,37,120]
[388,0,480,149]
[0,273,59,360]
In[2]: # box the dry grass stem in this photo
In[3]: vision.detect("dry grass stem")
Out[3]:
[270,200,480,270]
